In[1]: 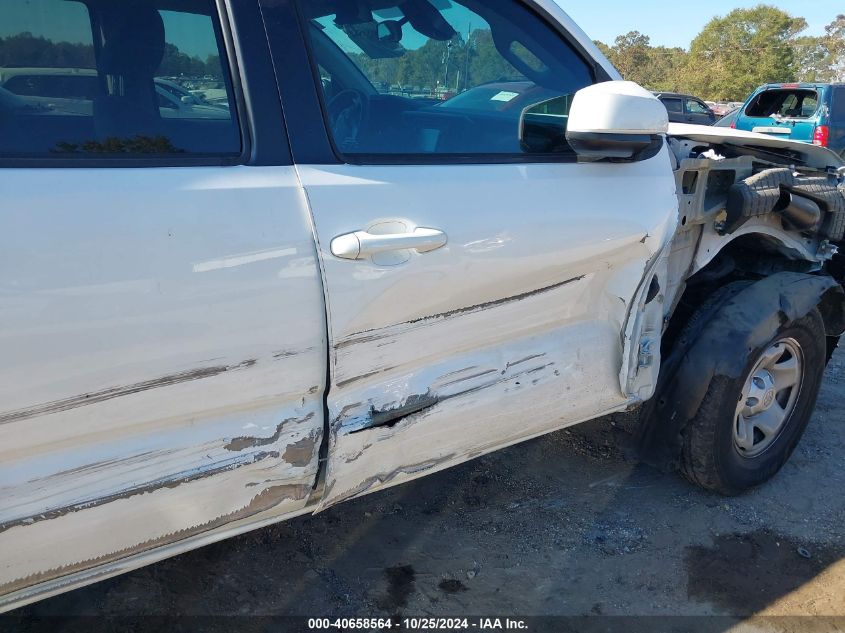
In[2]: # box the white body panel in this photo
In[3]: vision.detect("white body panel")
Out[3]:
[668,122,844,169]
[568,81,668,135]
[300,149,678,508]
[0,166,327,605]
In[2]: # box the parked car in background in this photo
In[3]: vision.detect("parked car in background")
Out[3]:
[706,101,732,118]
[714,108,740,128]
[0,68,231,119]
[0,67,98,115]
[654,92,716,125]
[733,83,845,157]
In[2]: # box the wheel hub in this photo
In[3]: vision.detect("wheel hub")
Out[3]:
[733,338,803,458]
[742,370,777,417]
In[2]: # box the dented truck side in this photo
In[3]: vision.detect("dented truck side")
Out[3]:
[3,0,845,614]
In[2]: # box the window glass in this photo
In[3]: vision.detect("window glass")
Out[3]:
[686,99,709,114]
[745,89,819,119]
[662,98,682,113]
[296,0,593,157]
[0,0,240,159]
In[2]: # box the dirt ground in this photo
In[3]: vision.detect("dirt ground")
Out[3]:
[10,352,845,628]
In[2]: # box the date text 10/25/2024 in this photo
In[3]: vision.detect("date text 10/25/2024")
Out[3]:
[307,618,529,630]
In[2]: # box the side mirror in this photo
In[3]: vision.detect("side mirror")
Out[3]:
[565,81,668,161]
[377,20,403,44]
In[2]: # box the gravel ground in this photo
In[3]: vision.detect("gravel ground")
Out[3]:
[9,352,845,628]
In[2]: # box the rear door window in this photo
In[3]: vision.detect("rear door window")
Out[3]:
[662,97,682,113]
[0,0,241,160]
[745,89,819,119]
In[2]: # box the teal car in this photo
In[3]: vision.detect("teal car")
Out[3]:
[733,83,845,158]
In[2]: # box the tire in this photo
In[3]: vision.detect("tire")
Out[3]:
[680,308,827,495]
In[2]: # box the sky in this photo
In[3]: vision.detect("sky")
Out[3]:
[564,1,839,49]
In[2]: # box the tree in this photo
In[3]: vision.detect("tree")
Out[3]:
[792,35,834,82]
[685,5,807,101]
[607,31,652,82]
[349,28,522,93]
[825,14,845,81]
[595,35,688,92]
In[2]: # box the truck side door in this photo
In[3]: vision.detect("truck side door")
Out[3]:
[263,0,677,509]
[0,0,326,606]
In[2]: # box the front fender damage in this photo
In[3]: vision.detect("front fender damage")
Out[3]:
[637,272,845,471]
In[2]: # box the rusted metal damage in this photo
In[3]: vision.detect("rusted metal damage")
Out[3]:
[336,276,586,348]
[0,360,258,425]
[0,483,311,596]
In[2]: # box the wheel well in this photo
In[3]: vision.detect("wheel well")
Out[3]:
[664,233,828,357]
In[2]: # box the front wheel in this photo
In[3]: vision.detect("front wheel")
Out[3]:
[680,309,827,495]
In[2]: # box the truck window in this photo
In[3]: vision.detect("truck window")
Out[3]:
[0,0,240,159]
[294,0,594,158]
[662,97,682,113]
[745,89,819,119]
[686,99,709,114]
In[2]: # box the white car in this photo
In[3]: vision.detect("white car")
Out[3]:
[1,0,844,612]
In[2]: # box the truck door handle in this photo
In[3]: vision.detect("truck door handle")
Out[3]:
[330,227,447,260]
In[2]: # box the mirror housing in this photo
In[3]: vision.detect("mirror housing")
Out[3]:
[566,81,668,161]
[377,20,403,44]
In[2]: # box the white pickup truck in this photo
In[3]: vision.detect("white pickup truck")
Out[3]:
[2,0,845,611]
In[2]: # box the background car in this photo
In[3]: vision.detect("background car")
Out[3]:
[713,107,740,128]
[654,92,717,125]
[732,83,845,157]
[0,68,230,119]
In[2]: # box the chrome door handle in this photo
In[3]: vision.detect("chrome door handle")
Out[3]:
[330,227,447,261]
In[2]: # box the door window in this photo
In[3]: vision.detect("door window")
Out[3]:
[685,99,710,115]
[662,97,682,113]
[295,0,593,158]
[0,0,240,159]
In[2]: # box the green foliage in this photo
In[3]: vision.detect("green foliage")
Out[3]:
[350,28,522,92]
[824,14,845,81]
[0,34,221,79]
[685,5,805,101]
[597,6,843,102]
[596,31,688,93]
[0,33,95,69]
